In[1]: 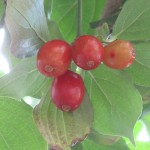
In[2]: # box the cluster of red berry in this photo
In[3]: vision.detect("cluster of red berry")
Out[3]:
[36,35,135,112]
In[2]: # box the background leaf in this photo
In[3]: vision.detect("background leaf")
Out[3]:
[50,0,105,42]
[83,65,142,143]
[5,0,49,58]
[47,20,63,40]
[0,57,50,100]
[112,0,150,41]
[33,90,93,150]
[0,97,47,150]
[142,115,150,139]
[125,119,150,150]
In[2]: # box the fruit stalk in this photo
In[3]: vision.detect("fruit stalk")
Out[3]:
[77,0,82,37]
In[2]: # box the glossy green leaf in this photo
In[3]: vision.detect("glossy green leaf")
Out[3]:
[129,142,150,150]
[126,42,150,86]
[82,0,105,34]
[0,57,50,100]
[112,0,150,41]
[83,65,142,143]
[44,0,63,40]
[0,97,47,150]
[142,114,150,137]
[33,90,93,150]
[125,120,150,150]
[47,20,63,40]
[133,121,143,139]
[5,0,49,58]
[126,120,150,150]
[51,0,105,42]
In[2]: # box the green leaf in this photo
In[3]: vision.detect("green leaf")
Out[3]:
[126,120,150,150]
[0,70,4,78]
[5,0,49,58]
[112,0,150,41]
[88,128,120,146]
[129,142,150,150]
[83,65,142,143]
[0,97,47,149]
[142,115,150,136]
[44,0,63,40]
[0,57,50,100]
[82,0,105,34]
[71,143,83,150]
[47,20,63,40]
[132,120,143,139]
[136,85,150,104]
[82,138,129,150]
[33,89,93,150]
[51,0,105,42]
[126,42,150,86]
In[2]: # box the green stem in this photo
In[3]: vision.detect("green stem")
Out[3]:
[75,0,84,75]
[77,0,82,37]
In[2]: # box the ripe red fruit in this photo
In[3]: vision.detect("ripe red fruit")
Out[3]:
[103,40,135,69]
[71,35,104,70]
[37,40,72,77]
[51,70,85,112]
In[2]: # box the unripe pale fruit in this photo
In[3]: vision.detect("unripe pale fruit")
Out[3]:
[103,40,135,69]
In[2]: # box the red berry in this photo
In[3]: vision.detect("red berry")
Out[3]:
[51,70,85,112]
[71,35,104,70]
[37,40,72,77]
[103,40,135,69]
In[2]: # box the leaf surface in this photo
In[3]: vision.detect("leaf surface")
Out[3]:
[112,0,150,41]
[84,65,142,143]
[0,57,50,99]
[33,90,93,150]
[51,0,105,42]
[5,0,49,57]
[0,97,47,150]
[126,42,150,86]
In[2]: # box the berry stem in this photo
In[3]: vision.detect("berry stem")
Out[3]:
[75,0,84,76]
[77,0,82,37]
